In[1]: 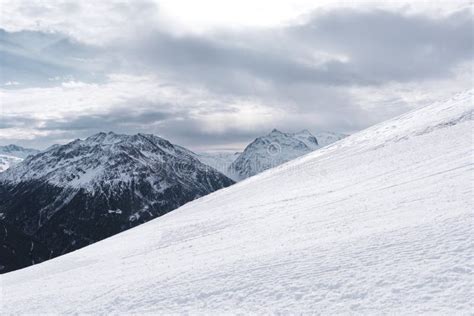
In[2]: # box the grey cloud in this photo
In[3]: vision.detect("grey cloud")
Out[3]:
[1,102,173,132]
[124,29,371,91]
[1,7,472,150]
[37,106,174,132]
[108,8,472,146]
[0,109,258,151]
[123,8,473,91]
[291,9,473,82]
[0,107,174,149]
[4,8,471,90]
[0,29,110,86]
[0,114,36,129]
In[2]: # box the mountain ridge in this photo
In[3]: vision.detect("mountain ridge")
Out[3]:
[0,144,40,172]
[0,131,234,272]
[228,129,345,180]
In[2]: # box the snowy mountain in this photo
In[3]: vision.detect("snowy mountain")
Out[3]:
[0,144,40,172]
[0,144,40,159]
[313,130,348,147]
[197,130,346,181]
[195,151,241,175]
[2,91,471,314]
[0,132,234,272]
[228,129,342,180]
[0,154,23,172]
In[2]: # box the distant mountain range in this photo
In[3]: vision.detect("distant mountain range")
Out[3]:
[0,129,346,272]
[220,129,347,181]
[0,144,39,172]
[3,91,471,314]
[195,151,241,175]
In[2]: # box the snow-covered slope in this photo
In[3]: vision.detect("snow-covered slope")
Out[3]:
[229,129,322,180]
[1,91,473,314]
[0,132,233,272]
[0,144,39,172]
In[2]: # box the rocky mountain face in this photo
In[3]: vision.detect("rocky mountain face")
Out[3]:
[0,220,53,273]
[228,129,345,180]
[0,132,234,272]
[0,144,40,172]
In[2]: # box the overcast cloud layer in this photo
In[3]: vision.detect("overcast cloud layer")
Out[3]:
[0,0,472,150]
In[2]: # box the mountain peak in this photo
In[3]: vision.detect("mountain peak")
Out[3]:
[4,91,472,313]
[0,132,234,271]
[1,144,34,151]
[0,144,40,159]
[296,129,311,135]
[270,128,284,135]
[84,131,132,145]
[3,144,21,150]
[229,128,323,180]
[0,145,41,173]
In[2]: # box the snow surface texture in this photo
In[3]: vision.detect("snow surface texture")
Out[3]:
[1,91,473,314]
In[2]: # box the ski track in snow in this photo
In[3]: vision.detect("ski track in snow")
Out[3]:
[0,91,473,314]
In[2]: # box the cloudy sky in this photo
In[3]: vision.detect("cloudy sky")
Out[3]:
[0,0,472,151]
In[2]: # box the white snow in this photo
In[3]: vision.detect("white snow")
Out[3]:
[195,130,345,181]
[108,209,123,215]
[228,129,346,180]
[0,154,22,172]
[0,91,472,314]
[313,130,347,147]
[0,145,39,159]
[0,144,40,172]
[0,132,225,193]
